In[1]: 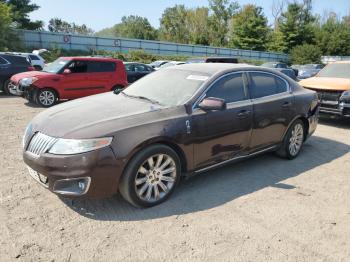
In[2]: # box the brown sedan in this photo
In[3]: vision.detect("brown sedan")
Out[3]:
[23,64,319,207]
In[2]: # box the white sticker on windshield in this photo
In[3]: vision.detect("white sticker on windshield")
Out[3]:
[187,75,209,81]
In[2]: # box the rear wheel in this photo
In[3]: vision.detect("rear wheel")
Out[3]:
[36,88,57,107]
[119,144,181,208]
[277,119,305,159]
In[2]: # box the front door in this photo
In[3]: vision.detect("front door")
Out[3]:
[191,73,253,169]
[60,60,92,99]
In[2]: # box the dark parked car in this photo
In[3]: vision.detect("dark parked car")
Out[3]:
[124,62,154,83]
[23,64,319,207]
[262,62,298,80]
[187,57,238,64]
[0,53,34,95]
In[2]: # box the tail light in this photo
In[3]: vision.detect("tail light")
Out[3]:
[28,66,35,71]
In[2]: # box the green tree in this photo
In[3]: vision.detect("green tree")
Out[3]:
[0,1,14,50]
[315,13,350,56]
[208,0,239,46]
[97,15,157,40]
[48,18,94,35]
[1,0,43,30]
[267,30,285,52]
[159,5,189,43]
[290,44,321,64]
[278,2,315,52]
[186,7,210,45]
[229,4,269,51]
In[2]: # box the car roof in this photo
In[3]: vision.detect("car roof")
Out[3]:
[167,63,252,75]
[123,62,147,65]
[60,56,121,62]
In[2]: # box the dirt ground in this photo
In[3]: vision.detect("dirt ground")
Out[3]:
[0,95,349,262]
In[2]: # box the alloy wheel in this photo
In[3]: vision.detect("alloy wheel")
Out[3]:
[135,154,177,203]
[289,123,304,156]
[39,90,55,106]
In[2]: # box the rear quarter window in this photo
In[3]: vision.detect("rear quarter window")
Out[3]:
[0,56,8,65]
[29,55,40,61]
[3,55,30,65]
[88,61,116,72]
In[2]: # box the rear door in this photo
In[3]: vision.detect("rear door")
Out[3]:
[192,72,253,169]
[247,71,294,152]
[86,61,116,94]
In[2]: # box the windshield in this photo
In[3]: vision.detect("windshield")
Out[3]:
[317,63,350,78]
[149,61,166,67]
[42,58,70,73]
[122,69,209,106]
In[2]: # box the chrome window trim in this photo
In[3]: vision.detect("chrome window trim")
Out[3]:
[247,71,292,101]
[192,70,292,110]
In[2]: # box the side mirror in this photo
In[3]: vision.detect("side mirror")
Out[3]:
[198,97,226,111]
[63,69,71,74]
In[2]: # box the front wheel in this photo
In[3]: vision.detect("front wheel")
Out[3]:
[277,120,305,159]
[119,144,181,208]
[3,80,12,95]
[36,88,57,107]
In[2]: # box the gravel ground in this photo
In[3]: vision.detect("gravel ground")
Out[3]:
[0,95,349,262]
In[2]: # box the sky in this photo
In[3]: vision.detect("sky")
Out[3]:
[29,0,350,32]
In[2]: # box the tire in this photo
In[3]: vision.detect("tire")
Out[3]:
[112,85,124,94]
[3,79,12,95]
[276,119,305,159]
[119,144,181,208]
[36,88,57,107]
[34,65,43,71]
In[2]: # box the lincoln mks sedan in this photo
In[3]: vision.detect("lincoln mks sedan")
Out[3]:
[23,64,319,207]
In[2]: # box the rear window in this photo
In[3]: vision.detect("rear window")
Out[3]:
[87,61,116,72]
[2,55,30,65]
[29,55,40,61]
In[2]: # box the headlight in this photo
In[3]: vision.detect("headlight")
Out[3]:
[340,91,350,103]
[48,137,113,155]
[20,77,38,87]
[22,123,33,148]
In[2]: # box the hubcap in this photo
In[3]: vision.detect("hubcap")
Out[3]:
[135,154,177,203]
[289,123,304,156]
[39,91,55,106]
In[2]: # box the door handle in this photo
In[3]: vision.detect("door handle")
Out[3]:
[282,102,292,108]
[237,110,251,118]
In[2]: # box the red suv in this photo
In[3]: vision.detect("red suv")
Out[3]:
[10,57,128,107]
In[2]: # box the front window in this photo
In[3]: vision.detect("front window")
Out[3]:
[122,69,209,106]
[42,58,70,73]
[317,63,350,78]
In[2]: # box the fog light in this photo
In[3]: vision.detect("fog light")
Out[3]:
[53,177,91,196]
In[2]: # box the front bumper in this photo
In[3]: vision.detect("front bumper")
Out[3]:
[319,101,350,117]
[23,147,124,199]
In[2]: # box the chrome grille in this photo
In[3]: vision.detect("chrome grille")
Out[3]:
[27,132,57,156]
[315,90,342,101]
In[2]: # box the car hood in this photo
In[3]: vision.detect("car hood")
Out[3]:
[30,92,170,139]
[11,71,54,84]
[300,77,350,91]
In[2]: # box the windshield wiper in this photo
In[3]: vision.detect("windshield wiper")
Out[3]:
[121,91,162,105]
